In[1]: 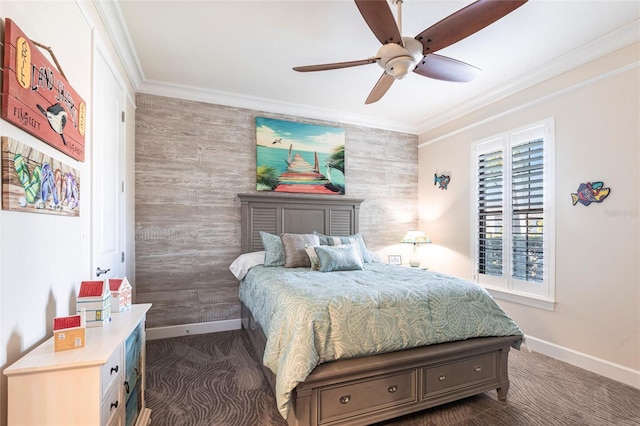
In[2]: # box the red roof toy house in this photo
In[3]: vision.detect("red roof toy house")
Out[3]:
[109,277,132,313]
[53,314,86,352]
[76,280,111,327]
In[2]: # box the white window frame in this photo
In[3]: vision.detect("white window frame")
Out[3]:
[471,118,556,311]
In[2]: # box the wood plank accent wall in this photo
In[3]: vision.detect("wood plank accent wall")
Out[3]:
[135,93,418,328]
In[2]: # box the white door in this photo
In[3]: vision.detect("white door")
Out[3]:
[92,48,125,280]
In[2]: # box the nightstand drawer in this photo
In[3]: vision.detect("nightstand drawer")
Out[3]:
[102,345,124,395]
[423,353,496,396]
[318,369,416,424]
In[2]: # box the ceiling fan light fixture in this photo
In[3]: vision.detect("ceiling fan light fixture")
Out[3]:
[384,56,415,79]
[376,38,423,80]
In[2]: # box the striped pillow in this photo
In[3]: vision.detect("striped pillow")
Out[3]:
[314,232,372,263]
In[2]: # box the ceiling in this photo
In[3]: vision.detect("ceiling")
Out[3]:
[106,0,639,134]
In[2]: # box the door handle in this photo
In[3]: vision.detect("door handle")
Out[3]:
[96,267,111,277]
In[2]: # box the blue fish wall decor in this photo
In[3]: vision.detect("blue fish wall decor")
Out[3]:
[434,172,451,190]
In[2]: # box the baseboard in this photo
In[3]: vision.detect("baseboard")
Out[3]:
[146,319,241,341]
[525,335,640,389]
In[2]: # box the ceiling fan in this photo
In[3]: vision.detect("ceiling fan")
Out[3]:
[293,0,528,104]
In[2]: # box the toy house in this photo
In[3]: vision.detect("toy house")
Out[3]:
[77,280,111,327]
[109,277,132,313]
[53,314,86,352]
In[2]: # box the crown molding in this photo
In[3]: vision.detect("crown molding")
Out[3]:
[98,5,638,136]
[93,0,144,89]
[136,80,419,134]
[415,19,640,134]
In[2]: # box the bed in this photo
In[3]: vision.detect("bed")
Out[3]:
[235,193,523,426]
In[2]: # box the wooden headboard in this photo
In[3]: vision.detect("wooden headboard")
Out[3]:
[238,193,364,253]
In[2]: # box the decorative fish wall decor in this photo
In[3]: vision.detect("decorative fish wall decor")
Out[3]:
[571,181,610,206]
[434,172,451,190]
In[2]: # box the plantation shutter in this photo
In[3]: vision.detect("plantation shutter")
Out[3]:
[511,138,544,282]
[472,120,554,306]
[477,149,503,276]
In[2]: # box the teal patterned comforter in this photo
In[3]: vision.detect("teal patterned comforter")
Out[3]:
[238,263,523,419]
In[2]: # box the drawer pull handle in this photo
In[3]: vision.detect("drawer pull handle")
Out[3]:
[110,401,119,410]
[438,374,446,381]
[125,381,130,394]
[387,385,398,393]
[339,395,351,404]
[474,365,483,372]
[110,365,119,375]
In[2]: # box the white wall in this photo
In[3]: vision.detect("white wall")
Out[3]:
[418,43,639,387]
[0,2,135,425]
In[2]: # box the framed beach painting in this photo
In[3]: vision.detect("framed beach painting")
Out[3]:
[255,117,345,195]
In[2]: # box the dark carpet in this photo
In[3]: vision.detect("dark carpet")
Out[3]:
[145,330,639,426]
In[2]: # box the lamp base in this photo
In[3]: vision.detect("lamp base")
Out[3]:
[409,257,421,268]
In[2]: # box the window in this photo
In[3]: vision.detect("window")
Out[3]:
[471,119,555,310]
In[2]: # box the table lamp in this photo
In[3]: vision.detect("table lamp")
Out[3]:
[400,230,432,267]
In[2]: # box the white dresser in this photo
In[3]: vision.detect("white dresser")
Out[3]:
[4,303,152,426]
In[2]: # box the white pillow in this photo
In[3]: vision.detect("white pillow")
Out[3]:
[229,251,265,280]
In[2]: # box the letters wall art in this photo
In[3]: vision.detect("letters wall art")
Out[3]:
[2,18,87,161]
[2,136,80,216]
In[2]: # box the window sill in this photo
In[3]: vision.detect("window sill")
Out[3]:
[484,287,556,311]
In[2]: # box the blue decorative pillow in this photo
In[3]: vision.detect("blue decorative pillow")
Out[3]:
[314,245,364,272]
[314,232,372,263]
[260,231,285,267]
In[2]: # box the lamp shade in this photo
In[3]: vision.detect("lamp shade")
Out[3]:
[400,230,432,244]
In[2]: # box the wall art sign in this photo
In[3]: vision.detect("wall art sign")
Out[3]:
[2,18,87,162]
[256,117,345,195]
[434,171,451,190]
[2,136,80,216]
[571,181,610,206]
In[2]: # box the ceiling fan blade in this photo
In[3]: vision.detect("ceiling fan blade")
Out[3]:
[413,54,481,82]
[365,72,395,104]
[293,58,378,72]
[354,0,402,45]
[415,0,528,54]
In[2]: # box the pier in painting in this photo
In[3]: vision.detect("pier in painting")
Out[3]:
[275,146,339,194]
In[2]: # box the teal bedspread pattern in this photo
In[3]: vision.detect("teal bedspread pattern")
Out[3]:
[239,263,523,419]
